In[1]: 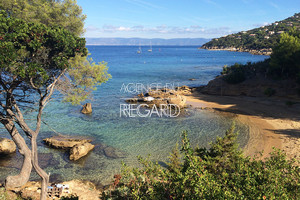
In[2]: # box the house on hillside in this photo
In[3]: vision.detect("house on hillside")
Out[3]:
[268,31,275,35]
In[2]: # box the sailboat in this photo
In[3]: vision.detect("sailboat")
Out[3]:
[148,41,152,52]
[137,43,142,54]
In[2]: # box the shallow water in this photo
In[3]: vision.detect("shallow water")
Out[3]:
[0,46,268,185]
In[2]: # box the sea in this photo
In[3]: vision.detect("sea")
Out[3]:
[0,46,268,185]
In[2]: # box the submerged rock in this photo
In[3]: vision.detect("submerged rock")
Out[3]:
[38,153,60,169]
[70,143,95,161]
[81,103,92,114]
[103,146,127,159]
[0,138,16,154]
[43,135,92,149]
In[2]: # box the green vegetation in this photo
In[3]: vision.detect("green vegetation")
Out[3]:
[269,28,300,80]
[221,29,300,94]
[202,13,300,53]
[0,0,86,36]
[102,125,300,199]
[0,187,22,200]
[264,88,276,97]
[0,2,110,198]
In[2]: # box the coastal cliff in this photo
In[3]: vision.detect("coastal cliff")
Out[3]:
[200,75,299,98]
[200,13,300,55]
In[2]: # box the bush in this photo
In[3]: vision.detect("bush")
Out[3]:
[102,125,300,199]
[223,63,246,84]
[264,88,276,97]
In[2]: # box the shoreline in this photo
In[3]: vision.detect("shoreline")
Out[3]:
[200,47,272,56]
[184,91,300,160]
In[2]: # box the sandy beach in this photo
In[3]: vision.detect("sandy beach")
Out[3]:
[185,91,300,161]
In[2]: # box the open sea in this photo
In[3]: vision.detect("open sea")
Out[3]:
[0,46,268,185]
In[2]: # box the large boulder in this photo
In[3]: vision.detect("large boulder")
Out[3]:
[167,94,186,108]
[43,136,92,149]
[0,138,16,154]
[69,143,95,161]
[81,103,92,114]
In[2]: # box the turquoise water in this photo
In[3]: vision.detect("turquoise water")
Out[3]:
[0,46,268,185]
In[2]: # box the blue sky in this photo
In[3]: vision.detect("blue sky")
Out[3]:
[77,0,300,39]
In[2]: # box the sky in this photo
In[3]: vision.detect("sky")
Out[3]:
[77,0,300,39]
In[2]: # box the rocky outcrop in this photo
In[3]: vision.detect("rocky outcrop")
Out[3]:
[0,138,16,154]
[201,75,299,97]
[17,180,101,200]
[126,88,187,108]
[43,135,94,161]
[43,136,92,149]
[81,103,92,114]
[69,143,95,161]
[201,46,272,55]
[176,85,192,95]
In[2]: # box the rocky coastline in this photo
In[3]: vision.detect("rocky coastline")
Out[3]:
[199,46,272,55]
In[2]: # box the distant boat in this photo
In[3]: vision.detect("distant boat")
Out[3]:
[137,44,142,54]
[148,41,152,52]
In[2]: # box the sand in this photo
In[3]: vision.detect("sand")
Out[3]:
[185,92,300,161]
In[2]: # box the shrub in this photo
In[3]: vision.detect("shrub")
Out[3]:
[264,88,276,97]
[102,125,300,199]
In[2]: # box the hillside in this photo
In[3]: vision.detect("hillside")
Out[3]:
[201,13,300,55]
[85,37,210,46]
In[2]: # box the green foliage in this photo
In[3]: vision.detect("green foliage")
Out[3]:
[0,10,87,86]
[0,188,23,200]
[0,0,86,36]
[222,63,246,84]
[102,125,300,199]
[0,0,110,105]
[57,55,111,105]
[61,195,79,200]
[264,88,276,97]
[270,31,300,79]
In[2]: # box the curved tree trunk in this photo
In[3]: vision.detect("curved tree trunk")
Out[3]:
[31,135,49,200]
[4,121,32,189]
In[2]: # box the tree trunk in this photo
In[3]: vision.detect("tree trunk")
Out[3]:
[4,121,32,190]
[31,135,49,200]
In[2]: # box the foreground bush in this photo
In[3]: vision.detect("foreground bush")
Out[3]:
[103,125,299,199]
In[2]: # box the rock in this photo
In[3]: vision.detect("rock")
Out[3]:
[167,94,186,108]
[43,135,92,149]
[49,173,63,183]
[176,85,192,95]
[18,180,101,200]
[201,75,299,97]
[0,138,16,154]
[19,182,41,200]
[38,153,60,169]
[69,143,95,161]
[60,180,101,200]
[127,88,187,109]
[81,103,92,114]
[103,146,127,159]
[125,98,139,103]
